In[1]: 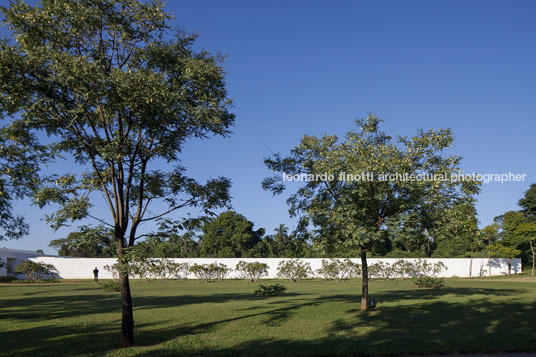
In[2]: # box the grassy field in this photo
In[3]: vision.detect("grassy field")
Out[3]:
[1,277,535,356]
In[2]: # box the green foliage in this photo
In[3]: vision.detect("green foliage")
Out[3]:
[200,211,264,257]
[316,258,361,281]
[518,183,536,218]
[235,261,269,282]
[367,259,447,280]
[15,260,59,281]
[0,276,17,282]
[0,0,234,268]
[0,0,235,343]
[189,263,230,282]
[487,244,521,259]
[253,284,287,297]
[414,276,445,289]
[277,259,312,282]
[49,225,115,257]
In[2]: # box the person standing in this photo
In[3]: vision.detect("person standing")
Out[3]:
[93,267,99,282]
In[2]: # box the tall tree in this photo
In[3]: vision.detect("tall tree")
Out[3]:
[0,0,234,346]
[263,115,479,310]
[518,184,536,275]
[200,211,264,257]
[503,210,536,275]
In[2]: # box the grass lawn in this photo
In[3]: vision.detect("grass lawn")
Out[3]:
[1,277,535,356]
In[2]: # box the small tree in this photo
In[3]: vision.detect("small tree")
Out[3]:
[277,259,312,282]
[235,261,269,282]
[189,263,230,282]
[15,260,58,281]
[317,258,360,281]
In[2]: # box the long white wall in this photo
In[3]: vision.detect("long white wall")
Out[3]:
[30,257,522,279]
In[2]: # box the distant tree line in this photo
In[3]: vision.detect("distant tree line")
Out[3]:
[48,183,536,274]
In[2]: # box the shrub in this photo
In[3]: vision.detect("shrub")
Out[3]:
[235,261,269,282]
[277,259,312,282]
[369,261,396,280]
[213,263,231,280]
[254,284,287,297]
[316,259,361,281]
[189,263,230,282]
[414,276,446,289]
[15,261,59,281]
[141,259,190,280]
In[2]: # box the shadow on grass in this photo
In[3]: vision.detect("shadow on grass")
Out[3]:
[1,285,535,356]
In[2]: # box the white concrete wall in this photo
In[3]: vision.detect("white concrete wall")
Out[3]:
[29,257,522,279]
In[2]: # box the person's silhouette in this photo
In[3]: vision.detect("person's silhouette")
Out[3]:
[93,267,99,282]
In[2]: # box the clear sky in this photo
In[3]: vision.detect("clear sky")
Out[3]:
[1,0,535,254]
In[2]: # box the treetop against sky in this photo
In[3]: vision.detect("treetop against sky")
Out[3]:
[1,0,535,253]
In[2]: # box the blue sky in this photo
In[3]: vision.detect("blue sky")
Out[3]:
[1,0,535,254]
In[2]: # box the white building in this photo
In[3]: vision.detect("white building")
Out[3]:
[0,247,48,277]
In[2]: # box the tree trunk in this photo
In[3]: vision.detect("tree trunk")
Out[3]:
[488,243,492,278]
[119,271,134,347]
[507,257,511,276]
[360,247,369,311]
[469,247,474,278]
[116,236,134,347]
[530,240,535,276]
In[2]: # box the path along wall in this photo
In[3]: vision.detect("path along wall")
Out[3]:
[29,257,522,279]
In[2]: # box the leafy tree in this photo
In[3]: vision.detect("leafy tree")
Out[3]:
[503,211,536,275]
[274,223,289,249]
[263,115,478,309]
[481,222,502,277]
[519,184,536,217]
[49,225,115,257]
[235,261,269,282]
[277,259,313,282]
[200,211,264,257]
[0,0,233,346]
[518,184,536,275]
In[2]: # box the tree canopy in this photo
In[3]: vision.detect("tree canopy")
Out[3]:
[200,211,264,257]
[0,0,234,346]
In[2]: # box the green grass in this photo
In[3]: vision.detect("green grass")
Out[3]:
[1,277,536,356]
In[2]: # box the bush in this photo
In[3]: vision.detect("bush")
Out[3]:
[235,261,269,282]
[277,259,312,282]
[369,260,447,280]
[15,260,59,281]
[141,259,190,280]
[369,261,397,280]
[316,259,361,281]
[189,263,231,282]
[254,284,287,297]
[414,276,446,289]
[0,276,17,283]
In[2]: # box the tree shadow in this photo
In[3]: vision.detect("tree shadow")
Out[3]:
[1,284,533,356]
[130,287,534,356]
